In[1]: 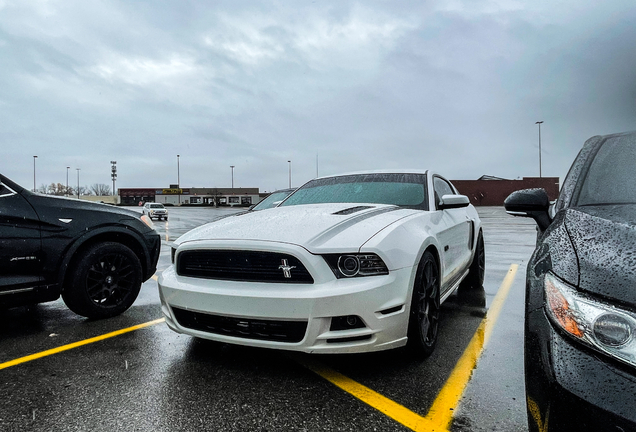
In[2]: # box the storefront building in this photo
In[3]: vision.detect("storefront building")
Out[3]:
[119,186,260,206]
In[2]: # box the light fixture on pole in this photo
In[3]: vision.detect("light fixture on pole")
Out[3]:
[110,161,117,197]
[230,165,235,189]
[288,160,292,188]
[33,155,37,192]
[177,154,180,205]
[535,121,544,178]
[76,168,80,199]
[66,166,70,196]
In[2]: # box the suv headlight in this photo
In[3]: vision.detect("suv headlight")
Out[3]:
[545,271,636,368]
[323,253,389,278]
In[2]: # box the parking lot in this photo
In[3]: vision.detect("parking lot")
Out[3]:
[0,206,536,432]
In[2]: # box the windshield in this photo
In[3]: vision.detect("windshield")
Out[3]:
[576,134,636,206]
[150,204,164,208]
[280,173,428,210]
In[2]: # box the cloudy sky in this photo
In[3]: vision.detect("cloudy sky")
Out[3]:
[1,0,635,193]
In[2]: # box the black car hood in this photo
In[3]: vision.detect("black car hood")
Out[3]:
[24,192,149,234]
[565,205,636,306]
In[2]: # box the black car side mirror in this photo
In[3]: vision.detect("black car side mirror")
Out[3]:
[504,188,551,231]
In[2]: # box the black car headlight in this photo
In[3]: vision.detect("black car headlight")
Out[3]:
[544,272,636,368]
[323,253,389,278]
[140,214,155,230]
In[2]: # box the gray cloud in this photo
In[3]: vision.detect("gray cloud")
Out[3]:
[1,0,635,193]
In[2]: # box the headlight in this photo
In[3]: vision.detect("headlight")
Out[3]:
[323,253,389,278]
[171,246,177,264]
[140,214,155,230]
[545,272,636,368]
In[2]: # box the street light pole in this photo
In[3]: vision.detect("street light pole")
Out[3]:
[66,166,70,196]
[288,160,292,188]
[230,165,235,189]
[535,121,544,178]
[177,154,180,205]
[33,155,37,192]
[76,168,80,199]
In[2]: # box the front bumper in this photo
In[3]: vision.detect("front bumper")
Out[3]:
[525,307,636,432]
[157,244,414,354]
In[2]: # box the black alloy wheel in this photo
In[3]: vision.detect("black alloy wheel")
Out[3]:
[62,242,143,319]
[407,251,440,359]
[460,230,485,290]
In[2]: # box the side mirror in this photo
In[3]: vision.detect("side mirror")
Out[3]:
[439,194,470,210]
[504,188,551,231]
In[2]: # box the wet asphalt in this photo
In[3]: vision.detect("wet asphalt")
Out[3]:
[0,206,536,432]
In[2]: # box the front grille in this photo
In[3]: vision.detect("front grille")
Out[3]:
[172,307,307,343]
[177,250,314,283]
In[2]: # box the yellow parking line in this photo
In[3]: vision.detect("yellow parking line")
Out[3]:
[297,264,519,432]
[426,264,518,430]
[0,318,165,371]
[297,355,439,430]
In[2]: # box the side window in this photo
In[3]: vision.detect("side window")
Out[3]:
[433,177,455,209]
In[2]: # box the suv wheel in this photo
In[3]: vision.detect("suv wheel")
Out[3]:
[62,242,143,319]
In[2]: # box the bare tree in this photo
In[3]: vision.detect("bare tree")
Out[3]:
[46,183,67,196]
[90,183,111,196]
[210,188,223,207]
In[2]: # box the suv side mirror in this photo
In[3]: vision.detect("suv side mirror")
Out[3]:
[439,194,470,210]
[504,188,551,231]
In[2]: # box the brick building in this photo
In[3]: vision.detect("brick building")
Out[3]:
[451,176,560,206]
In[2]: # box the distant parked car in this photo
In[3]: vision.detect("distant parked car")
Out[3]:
[0,174,161,318]
[159,170,484,358]
[251,188,296,211]
[505,131,636,431]
[142,202,168,220]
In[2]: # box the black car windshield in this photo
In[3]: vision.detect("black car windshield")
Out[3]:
[280,173,428,210]
[577,134,636,206]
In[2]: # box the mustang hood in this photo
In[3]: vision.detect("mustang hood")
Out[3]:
[565,205,636,305]
[176,203,417,252]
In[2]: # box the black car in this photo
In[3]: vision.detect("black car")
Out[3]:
[0,174,160,319]
[505,131,636,431]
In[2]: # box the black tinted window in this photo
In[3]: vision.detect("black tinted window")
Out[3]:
[577,135,636,206]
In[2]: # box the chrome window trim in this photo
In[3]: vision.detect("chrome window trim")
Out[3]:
[0,182,17,198]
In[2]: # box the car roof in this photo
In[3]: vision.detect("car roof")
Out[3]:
[313,169,430,180]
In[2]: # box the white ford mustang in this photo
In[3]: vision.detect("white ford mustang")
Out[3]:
[158,170,484,358]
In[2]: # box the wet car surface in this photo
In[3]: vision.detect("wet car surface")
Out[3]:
[505,131,636,432]
[0,174,160,319]
[1,206,533,432]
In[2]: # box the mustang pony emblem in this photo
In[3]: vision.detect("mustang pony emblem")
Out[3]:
[278,259,296,278]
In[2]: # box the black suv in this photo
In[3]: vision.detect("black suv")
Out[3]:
[0,174,160,319]
[505,131,636,431]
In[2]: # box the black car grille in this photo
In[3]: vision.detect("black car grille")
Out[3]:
[172,307,307,343]
[177,250,314,283]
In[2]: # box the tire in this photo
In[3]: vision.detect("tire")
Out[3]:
[460,230,485,290]
[62,242,143,319]
[407,251,440,359]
